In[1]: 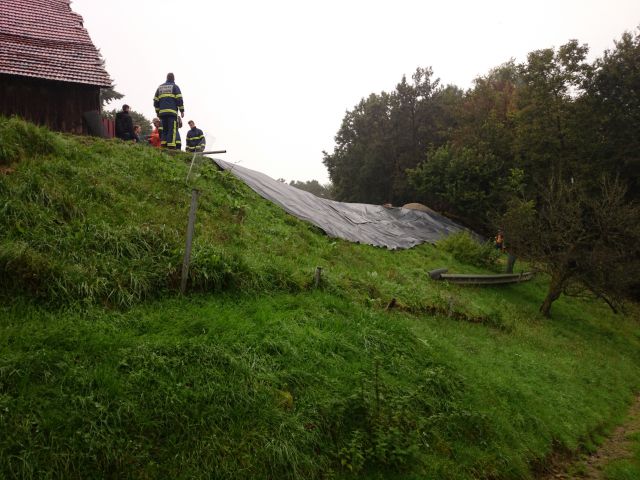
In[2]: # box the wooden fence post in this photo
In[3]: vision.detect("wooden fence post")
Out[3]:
[180,188,200,294]
[314,266,323,288]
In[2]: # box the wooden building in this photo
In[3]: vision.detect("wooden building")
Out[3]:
[0,0,112,134]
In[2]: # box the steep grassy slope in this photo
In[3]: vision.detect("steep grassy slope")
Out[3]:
[1,117,639,479]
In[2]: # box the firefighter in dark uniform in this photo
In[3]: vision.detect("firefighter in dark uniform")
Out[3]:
[186,120,206,152]
[153,72,184,149]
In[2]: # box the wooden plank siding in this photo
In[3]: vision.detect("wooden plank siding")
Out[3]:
[102,117,115,138]
[0,73,101,134]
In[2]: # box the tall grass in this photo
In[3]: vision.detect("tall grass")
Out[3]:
[0,117,312,307]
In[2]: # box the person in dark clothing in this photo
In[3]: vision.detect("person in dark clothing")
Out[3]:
[153,72,184,149]
[186,120,206,152]
[115,104,136,141]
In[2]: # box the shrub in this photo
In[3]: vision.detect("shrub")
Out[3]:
[437,231,500,270]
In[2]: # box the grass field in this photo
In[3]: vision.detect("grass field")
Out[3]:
[1,117,639,479]
[604,431,640,480]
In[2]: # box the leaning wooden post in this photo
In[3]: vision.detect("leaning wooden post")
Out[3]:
[314,266,323,288]
[180,189,200,294]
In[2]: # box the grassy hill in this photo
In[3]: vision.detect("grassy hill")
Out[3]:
[1,117,639,479]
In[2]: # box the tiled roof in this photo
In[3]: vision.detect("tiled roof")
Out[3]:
[0,0,112,87]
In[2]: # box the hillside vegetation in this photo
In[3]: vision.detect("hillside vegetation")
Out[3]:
[1,117,639,479]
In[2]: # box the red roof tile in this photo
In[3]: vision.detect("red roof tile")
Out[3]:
[0,0,112,87]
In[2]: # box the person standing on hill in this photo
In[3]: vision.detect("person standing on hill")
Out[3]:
[115,104,135,141]
[186,120,206,152]
[153,72,184,149]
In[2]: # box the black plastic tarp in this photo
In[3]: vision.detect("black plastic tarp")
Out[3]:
[212,158,469,250]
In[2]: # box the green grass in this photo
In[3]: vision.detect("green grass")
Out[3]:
[1,117,640,479]
[603,432,640,480]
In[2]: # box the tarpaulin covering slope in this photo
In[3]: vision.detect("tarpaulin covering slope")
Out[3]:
[213,158,469,250]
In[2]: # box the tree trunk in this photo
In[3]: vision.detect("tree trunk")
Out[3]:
[539,271,566,318]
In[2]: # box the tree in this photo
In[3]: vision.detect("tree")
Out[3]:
[323,68,456,206]
[323,92,394,203]
[100,87,124,108]
[387,67,442,201]
[501,176,640,317]
[289,180,333,199]
[407,145,520,232]
[453,61,520,161]
[582,27,640,200]
[512,40,592,188]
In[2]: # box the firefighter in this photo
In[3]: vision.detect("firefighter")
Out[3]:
[153,72,184,149]
[186,120,206,152]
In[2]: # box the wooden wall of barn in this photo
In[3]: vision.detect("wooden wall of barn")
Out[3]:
[0,74,101,134]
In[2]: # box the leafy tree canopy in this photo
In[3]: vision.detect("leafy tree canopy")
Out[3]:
[100,87,124,107]
[324,27,640,231]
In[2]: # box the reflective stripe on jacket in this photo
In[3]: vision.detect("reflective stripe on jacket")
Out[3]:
[186,127,206,152]
[153,82,184,117]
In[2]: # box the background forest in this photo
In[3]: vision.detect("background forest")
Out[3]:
[323,29,639,234]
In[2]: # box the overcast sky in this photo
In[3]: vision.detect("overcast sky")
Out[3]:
[71,0,639,184]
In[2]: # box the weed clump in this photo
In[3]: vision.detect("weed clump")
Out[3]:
[187,245,249,292]
[325,363,487,475]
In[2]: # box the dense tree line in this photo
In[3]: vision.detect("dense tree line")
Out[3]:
[323,29,639,234]
[323,28,640,314]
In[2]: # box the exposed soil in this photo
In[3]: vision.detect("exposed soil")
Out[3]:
[540,394,640,479]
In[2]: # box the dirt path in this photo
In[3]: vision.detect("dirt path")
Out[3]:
[541,394,640,479]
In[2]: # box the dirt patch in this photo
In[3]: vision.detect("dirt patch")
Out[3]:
[540,394,640,479]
